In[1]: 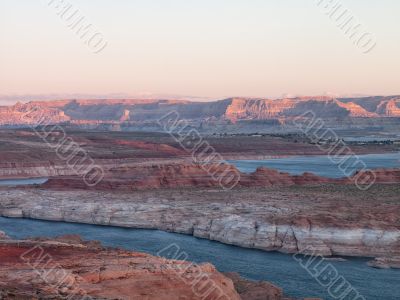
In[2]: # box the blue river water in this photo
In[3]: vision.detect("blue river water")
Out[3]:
[229,152,400,178]
[0,217,399,300]
[0,178,48,186]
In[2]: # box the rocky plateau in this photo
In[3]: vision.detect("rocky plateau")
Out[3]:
[1,96,400,133]
[1,184,399,260]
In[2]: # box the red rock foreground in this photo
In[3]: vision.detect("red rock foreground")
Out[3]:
[0,234,316,300]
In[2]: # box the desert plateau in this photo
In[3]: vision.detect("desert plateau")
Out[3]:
[0,121,399,299]
[2,1,400,298]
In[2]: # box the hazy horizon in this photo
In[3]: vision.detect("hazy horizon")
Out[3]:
[1,1,399,104]
[2,92,400,106]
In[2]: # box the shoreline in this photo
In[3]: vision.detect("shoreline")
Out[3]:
[1,186,399,262]
[0,215,380,261]
[1,217,398,299]
[0,149,399,178]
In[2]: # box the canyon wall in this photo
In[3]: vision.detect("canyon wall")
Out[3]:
[1,188,399,259]
[2,96,400,127]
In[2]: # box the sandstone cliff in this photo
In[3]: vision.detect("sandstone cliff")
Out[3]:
[40,163,400,191]
[1,96,400,127]
[1,185,399,259]
[40,163,334,190]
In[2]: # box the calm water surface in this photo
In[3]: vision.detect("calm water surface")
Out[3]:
[229,153,400,178]
[0,217,399,300]
[0,178,48,186]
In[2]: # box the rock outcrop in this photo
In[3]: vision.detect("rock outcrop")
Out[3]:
[40,163,334,190]
[114,139,186,156]
[0,237,241,300]
[0,236,317,299]
[1,96,400,127]
[1,185,399,259]
[0,162,77,179]
[224,273,284,300]
[40,163,400,191]
[0,231,9,240]
[354,168,400,184]
[367,257,400,269]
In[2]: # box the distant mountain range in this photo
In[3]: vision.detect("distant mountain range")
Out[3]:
[1,96,400,131]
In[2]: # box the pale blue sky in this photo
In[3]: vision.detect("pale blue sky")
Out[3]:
[1,0,399,102]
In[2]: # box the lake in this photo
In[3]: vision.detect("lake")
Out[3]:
[0,178,48,186]
[229,152,400,178]
[0,217,399,300]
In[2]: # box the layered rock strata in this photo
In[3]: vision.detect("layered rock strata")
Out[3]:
[42,164,335,190]
[1,185,399,259]
[40,163,400,191]
[0,236,241,299]
[0,235,315,299]
[2,96,400,127]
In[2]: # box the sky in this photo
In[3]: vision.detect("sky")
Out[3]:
[1,0,399,104]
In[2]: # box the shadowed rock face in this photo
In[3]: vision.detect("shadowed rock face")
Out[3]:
[1,96,400,126]
[224,273,283,300]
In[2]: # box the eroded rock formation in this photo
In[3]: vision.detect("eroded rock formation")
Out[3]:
[367,257,400,269]
[1,185,399,259]
[0,237,241,300]
[40,163,400,191]
[0,236,317,299]
[224,273,283,300]
[1,96,400,127]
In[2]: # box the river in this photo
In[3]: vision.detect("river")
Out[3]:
[0,217,399,300]
[0,178,48,186]
[229,152,400,178]
[1,155,400,299]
